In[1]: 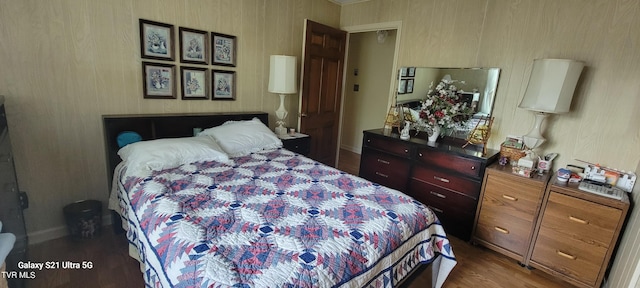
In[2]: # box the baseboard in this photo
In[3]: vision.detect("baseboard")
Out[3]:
[339,144,360,154]
[27,214,113,245]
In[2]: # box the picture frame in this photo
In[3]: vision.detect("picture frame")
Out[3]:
[180,67,209,100]
[139,19,175,61]
[211,32,237,67]
[142,62,176,99]
[400,67,408,77]
[212,70,236,100]
[408,67,416,77]
[407,79,414,93]
[179,27,209,64]
[398,79,407,94]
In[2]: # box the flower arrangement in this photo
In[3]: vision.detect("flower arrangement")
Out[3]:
[416,76,474,135]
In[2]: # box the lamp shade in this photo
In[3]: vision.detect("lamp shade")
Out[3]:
[268,55,297,94]
[518,59,584,114]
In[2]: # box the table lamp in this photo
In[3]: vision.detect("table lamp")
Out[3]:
[268,55,297,135]
[518,58,584,150]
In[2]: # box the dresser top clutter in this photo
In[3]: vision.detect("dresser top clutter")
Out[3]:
[364,128,499,160]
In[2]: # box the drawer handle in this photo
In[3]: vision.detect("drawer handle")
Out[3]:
[502,194,518,201]
[471,166,476,170]
[419,153,423,157]
[494,226,509,234]
[569,216,589,225]
[556,250,577,260]
[434,176,450,183]
[430,191,446,199]
[404,149,409,153]
[375,172,389,178]
[377,159,390,165]
[428,206,443,213]
[367,139,371,143]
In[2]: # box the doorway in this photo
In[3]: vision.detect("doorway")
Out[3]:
[337,22,401,171]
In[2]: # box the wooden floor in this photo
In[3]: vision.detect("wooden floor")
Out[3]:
[23,149,571,288]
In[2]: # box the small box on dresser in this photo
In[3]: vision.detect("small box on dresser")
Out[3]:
[528,177,630,288]
[472,163,551,264]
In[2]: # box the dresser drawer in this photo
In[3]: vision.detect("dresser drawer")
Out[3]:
[475,208,534,257]
[408,178,476,240]
[282,137,310,155]
[540,192,620,246]
[411,165,481,199]
[359,149,410,191]
[364,134,412,158]
[482,173,545,219]
[531,229,607,285]
[408,178,477,213]
[416,148,481,178]
[531,192,622,285]
[428,203,475,241]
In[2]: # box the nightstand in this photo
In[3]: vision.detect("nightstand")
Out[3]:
[279,133,310,156]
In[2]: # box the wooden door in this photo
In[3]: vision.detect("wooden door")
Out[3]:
[299,20,346,167]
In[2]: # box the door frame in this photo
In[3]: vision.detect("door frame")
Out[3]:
[336,21,402,162]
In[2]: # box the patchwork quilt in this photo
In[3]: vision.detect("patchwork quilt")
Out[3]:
[113,148,456,288]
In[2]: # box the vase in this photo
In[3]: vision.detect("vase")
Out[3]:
[427,124,440,144]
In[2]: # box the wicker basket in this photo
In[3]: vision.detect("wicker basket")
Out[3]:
[500,144,526,162]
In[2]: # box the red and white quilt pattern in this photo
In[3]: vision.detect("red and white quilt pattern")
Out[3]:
[115,148,456,288]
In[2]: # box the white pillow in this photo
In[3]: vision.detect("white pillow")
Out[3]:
[198,117,283,157]
[117,136,229,171]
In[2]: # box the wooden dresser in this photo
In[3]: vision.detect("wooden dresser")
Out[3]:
[472,163,550,264]
[473,164,630,288]
[529,178,630,288]
[359,128,499,240]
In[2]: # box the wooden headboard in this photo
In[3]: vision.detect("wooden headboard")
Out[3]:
[102,111,269,189]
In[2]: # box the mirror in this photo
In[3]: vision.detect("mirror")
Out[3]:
[395,67,500,139]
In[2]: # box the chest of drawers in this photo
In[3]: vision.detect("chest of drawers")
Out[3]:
[472,163,550,263]
[473,166,631,288]
[528,179,629,288]
[359,129,499,240]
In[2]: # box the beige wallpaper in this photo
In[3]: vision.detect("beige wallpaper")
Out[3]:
[341,0,640,171]
[0,0,340,240]
[340,0,640,286]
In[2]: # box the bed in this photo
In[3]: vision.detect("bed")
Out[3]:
[103,112,456,288]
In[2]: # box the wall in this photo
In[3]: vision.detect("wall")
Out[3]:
[341,0,640,286]
[341,30,396,153]
[341,0,640,171]
[0,0,340,242]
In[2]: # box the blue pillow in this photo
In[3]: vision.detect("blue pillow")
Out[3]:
[117,131,142,148]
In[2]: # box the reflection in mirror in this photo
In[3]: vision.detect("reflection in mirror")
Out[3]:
[396,67,500,139]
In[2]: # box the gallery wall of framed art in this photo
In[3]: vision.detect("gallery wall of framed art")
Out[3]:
[139,19,238,101]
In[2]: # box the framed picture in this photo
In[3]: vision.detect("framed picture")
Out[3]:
[211,32,237,67]
[179,27,208,64]
[407,79,414,93]
[142,62,176,99]
[398,79,407,94]
[399,67,408,77]
[408,67,416,77]
[139,19,174,61]
[180,67,209,100]
[212,70,236,100]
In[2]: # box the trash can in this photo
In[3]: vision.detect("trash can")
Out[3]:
[63,200,102,240]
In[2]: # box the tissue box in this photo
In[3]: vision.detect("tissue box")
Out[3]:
[517,156,536,169]
[512,165,534,178]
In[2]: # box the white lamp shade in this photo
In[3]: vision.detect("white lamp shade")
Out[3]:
[518,59,584,114]
[268,55,297,94]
